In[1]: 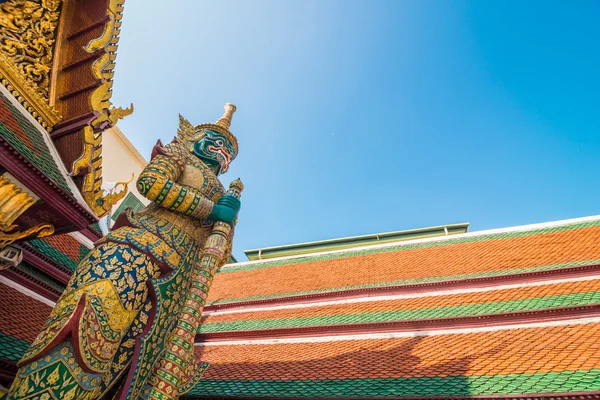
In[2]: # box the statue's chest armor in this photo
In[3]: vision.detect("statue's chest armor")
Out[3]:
[179,159,224,202]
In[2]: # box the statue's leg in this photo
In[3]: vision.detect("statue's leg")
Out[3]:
[7,240,162,399]
[8,341,104,400]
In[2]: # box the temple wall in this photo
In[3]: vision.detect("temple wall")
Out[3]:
[102,126,150,211]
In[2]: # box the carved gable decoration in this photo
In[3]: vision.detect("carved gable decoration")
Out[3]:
[0,0,133,218]
[0,0,63,129]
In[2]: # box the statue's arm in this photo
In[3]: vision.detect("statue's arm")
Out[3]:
[136,146,214,219]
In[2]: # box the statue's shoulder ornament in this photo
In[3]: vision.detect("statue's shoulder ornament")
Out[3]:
[150,139,188,169]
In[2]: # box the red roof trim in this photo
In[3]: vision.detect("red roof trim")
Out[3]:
[0,268,60,302]
[196,303,600,343]
[205,264,600,313]
[0,359,17,384]
[66,16,110,40]
[82,227,102,241]
[51,111,99,140]
[21,244,72,284]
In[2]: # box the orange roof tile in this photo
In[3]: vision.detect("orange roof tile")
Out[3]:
[0,283,52,343]
[198,323,600,379]
[200,277,600,333]
[199,323,600,379]
[207,220,600,305]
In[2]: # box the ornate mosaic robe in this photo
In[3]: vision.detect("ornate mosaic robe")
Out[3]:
[9,141,227,400]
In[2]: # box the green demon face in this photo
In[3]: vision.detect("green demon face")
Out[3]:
[193,130,237,175]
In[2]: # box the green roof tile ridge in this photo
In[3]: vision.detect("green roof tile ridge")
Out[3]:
[28,238,79,271]
[15,261,66,292]
[0,331,30,363]
[221,219,600,274]
[89,222,102,235]
[208,258,600,305]
[200,290,600,333]
[190,369,600,397]
[0,92,72,195]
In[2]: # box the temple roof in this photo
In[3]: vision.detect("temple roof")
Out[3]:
[244,223,469,261]
[3,216,600,397]
[199,277,600,335]
[0,89,73,196]
[191,321,600,398]
[27,234,93,273]
[0,230,94,305]
[190,216,600,398]
[0,281,52,384]
[207,217,600,306]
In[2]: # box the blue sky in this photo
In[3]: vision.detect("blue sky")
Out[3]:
[112,1,600,260]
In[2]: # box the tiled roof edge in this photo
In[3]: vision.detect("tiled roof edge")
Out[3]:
[196,303,600,344]
[0,267,60,302]
[185,392,600,400]
[0,83,89,209]
[200,281,600,333]
[207,263,600,309]
[21,244,72,283]
[195,315,600,347]
[0,275,55,307]
[0,136,97,229]
[222,215,600,274]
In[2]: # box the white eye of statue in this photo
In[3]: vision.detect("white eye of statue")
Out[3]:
[216,139,224,146]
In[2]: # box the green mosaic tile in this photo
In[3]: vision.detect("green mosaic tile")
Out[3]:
[0,91,72,195]
[15,261,66,292]
[200,290,600,333]
[0,331,29,364]
[221,219,600,275]
[189,369,600,398]
[208,258,600,305]
[89,222,102,235]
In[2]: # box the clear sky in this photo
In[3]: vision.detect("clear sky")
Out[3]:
[112,0,600,260]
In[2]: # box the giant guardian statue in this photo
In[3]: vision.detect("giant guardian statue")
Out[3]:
[8,104,243,400]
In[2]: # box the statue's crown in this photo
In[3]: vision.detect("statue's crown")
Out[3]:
[178,103,238,153]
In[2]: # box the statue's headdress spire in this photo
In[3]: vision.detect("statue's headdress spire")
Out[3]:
[216,103,236,130]
[178,103,239,154]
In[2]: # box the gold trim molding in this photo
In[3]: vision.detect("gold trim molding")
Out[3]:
[0,224,54,248]
[73,126,130,217]
[72,0,132,217]
[0,175,54,248]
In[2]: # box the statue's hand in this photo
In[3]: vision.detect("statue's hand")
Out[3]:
[217,195,241,212]
[208,195,241,225]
